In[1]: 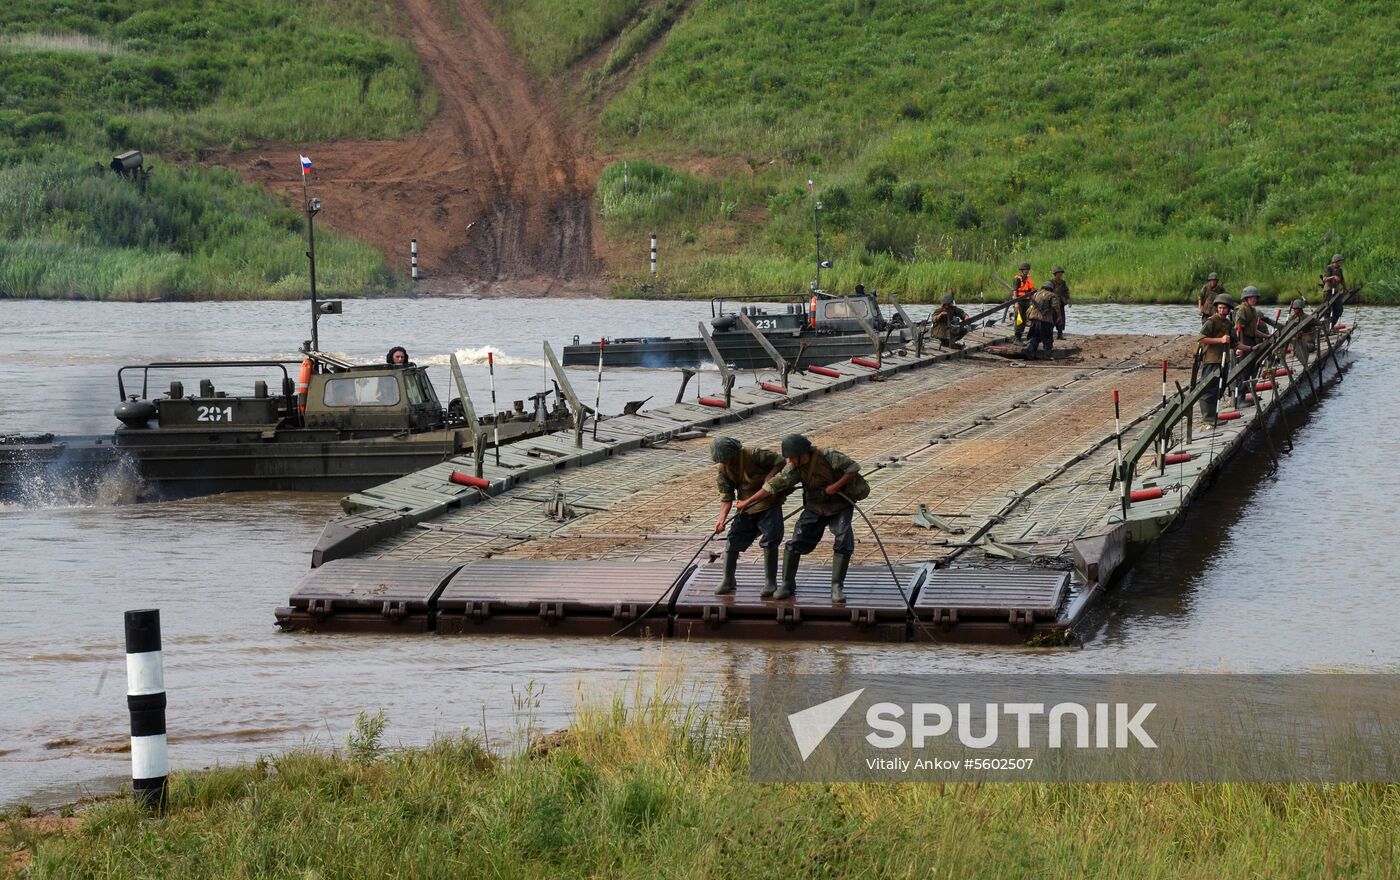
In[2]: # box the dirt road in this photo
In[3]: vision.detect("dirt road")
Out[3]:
[216,0,600,293]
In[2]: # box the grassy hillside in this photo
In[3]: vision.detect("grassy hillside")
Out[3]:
[534,0,1400,302]
[0,0,432,299]
[7,698,1398,878]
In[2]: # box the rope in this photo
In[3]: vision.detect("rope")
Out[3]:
[609,529,719,638]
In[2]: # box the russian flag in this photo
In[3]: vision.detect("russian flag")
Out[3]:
[300,155,312,175]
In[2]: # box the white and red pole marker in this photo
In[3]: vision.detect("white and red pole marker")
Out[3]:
[125,608,167,811]
[487,351,501,466]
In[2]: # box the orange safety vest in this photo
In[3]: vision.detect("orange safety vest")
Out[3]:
[1013,273,1035,298]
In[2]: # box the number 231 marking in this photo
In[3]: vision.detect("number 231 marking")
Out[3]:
[755,319,777,330]
[196,405,234,422]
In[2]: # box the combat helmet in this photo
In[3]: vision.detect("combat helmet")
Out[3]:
[1291,298,1307,310]
[1019,261,1031,271]
[1241,285,1260,300]
[1207,272,1219,281]
[710,436,741,463]
[941,293,955,305]
[781,433,814,458]
[1331,253,1344,263]
[1212,292,1233,306]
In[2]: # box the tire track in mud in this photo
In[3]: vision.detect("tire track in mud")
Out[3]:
[212,0,600,291]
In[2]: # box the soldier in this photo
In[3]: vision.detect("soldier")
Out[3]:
[1321,253,1346,326]
[1011,261,1035,341]
[741,434,870,603]
[710,437,786,596]
[1043,266,1071,339]
[1233,287,1270,405]
[1025,283,1061,360]
[385,346,412,367]
[930,293,970,348]
[1197,293,1236,426]
[1197,273,1226,317]
[1287,298,1317,369]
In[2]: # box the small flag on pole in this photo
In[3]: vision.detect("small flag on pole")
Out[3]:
[300,155,312,175]
[806,179,814,192]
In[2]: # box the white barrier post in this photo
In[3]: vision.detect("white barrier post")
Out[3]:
[411,239,419,281]
[650,233,657,275]
[124,608,168,811]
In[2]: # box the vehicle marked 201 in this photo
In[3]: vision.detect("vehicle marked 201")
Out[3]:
[195,405,234,422]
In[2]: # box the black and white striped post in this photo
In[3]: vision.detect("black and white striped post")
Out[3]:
[649,233,657,275]
[410,238,420,281]
[124,609,168,811]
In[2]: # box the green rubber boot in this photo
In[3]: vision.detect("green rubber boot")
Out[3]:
[760,545,779,598]
[714,550,739,595]
[773,549,800,600]
[830,552,851,604]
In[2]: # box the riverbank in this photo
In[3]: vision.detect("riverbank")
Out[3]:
[5,693,1397,879]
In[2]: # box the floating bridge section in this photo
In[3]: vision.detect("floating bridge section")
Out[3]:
[278,322,1355,645]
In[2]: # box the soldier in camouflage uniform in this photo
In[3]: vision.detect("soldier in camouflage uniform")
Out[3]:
[1011,262,1035,341]
[930,293,970,347]
[741,433,870,603]
[1197,293,1236,426]
[1197,273,1227,317]
[1043,267,1071,339]
[1233,286,1270,405]
[1321,254,1346,326]
[1287,298,1317,369]
[710,437,786,596]
[1025,284,1061,360]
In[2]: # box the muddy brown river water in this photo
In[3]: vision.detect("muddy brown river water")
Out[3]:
[1,298,1395,807]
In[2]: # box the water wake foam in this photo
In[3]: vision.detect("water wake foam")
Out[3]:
[421,346,546,368]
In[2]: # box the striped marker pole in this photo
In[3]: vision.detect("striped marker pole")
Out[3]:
[649,233,657,275]
[124,609,168,811]
[411,239,419,281]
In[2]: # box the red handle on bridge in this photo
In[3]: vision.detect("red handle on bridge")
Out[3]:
[851,356,880,369]
[807,365,841,378]
[698,396,729,408]
[1163,452,1192,465]
[1129,487,1164,503]
[760,382,788,395]
[449,471,491,490]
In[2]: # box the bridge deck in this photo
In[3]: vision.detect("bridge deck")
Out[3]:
[277,324,1355,644]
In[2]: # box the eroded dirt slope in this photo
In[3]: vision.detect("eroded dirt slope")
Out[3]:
[215,0,600,293]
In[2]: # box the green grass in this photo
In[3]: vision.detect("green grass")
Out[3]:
[573,0,1400,303]
[6,687,1398,878]
[484,0,648,79]
[0,0,431,299]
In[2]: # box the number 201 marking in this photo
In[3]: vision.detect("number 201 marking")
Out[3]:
[196,405,234,422]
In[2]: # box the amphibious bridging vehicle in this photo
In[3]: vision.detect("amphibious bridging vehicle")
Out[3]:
[0,350,571,502]
[561,292,917,370]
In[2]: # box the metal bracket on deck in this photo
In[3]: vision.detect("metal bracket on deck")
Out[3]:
[306,598,333,620]
[981,533,1032,560]
[697,322,735,407]
[701,605,728,626]
[850,608,878,627]
[1008,609,1035,628]
[381,600,408,622]
[543,341,586,449]
[776,606,802,626]
[887,295,925,357]
[851,307,883,366]
[928,607,958,627]
[737,311,790,379]
[612,603,642,622]
[449,353,486,478]
[911,504,965,534]
[467,601,491,623]
[538,601,565,624]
